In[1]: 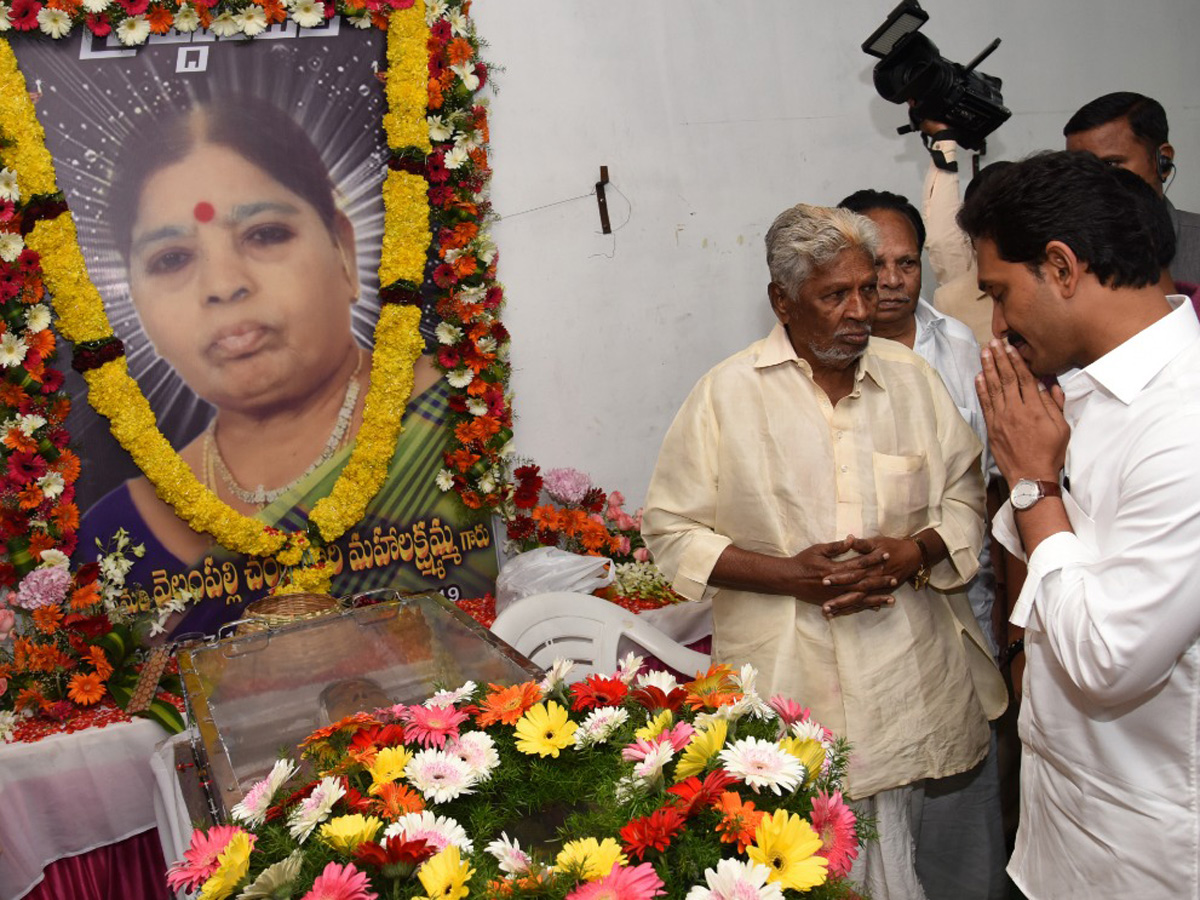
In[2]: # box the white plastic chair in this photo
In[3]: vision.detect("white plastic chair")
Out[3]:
[490,592,711,683]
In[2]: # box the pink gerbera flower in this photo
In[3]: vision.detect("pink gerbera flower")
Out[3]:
[166,825,247,893]
[301,861,379,900]
[401,704,469,749]
[767,695,809,728]
[810,789,859,877]
[567,862,664,900]
[660,721,695,751]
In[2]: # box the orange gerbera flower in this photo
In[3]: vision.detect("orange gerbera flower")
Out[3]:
[530,506,563,531]
[446,36,473,66]
[17,484,44,511]
[51,502,79,533]
[71,580,101,611]
[15,685,45,712]
[28,530,58,559]
[27,329,55,357]
[372,781,425,819]
[68,671,105,705]
[445,448,480,473]
[451,255,478,280]
[146,4,174,32]
[0,382,28,408]
[2,427,36,453]
[475,681,542,727]
[685,664,743,711]
[52,449,82,482]
[28,642,62,673]
[31,605,63,635]
[86,646,114,680]
[713,791,765,853]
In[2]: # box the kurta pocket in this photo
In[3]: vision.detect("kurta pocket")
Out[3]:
[872,451,929,536]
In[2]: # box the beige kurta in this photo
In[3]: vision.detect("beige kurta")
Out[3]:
[643,325,1006,799]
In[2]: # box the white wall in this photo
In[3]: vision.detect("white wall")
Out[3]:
[474,0,1200,506]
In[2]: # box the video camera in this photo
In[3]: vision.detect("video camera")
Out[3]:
[862,0,1009,152]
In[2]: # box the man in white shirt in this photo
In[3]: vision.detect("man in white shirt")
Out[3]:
[643,203,1005,900]
[838,189,1004,900]
[962,150,1200,899]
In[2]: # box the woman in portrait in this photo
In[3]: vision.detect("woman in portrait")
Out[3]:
[76,96,496,636]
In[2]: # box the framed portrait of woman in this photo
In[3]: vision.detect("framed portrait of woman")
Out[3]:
[13,25,499,636]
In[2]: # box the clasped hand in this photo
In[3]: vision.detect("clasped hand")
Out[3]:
[790,535,923,618]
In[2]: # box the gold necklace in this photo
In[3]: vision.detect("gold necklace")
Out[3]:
[205,348,364,508]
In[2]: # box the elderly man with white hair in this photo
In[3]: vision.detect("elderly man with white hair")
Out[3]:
[642,203,1006,900]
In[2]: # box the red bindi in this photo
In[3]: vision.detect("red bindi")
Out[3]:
[193,201,215,223]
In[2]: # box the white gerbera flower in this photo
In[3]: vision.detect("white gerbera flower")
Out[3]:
[475,335,498,355]
[235,851,304,900]
[0,3,12,32]
[16,413,45,436]
[573,706,630,748]
[349,12,371,28]
[36,7,71,37]
[427,115,453,143]
[37,471,64,501]
[115,14,151,46]
[458,283,486,304]
[435,469,455,491]
[172,3,199,31]
[633,741,675,783]
[450,62,479,92]
[0,709,19,743]
[616,652,645,685]
[447,9,467,36]
[0,170,19,203]
[426,681,476,707]
[466,398,488,417]
[384,810,473,855]
[446,730,499,781]
[80,0,108,12]
[405,748,476,803]
[38,548,70,568]
[791,717,833,747]
[231,759,297,828]
[485,832,531,876]
[718,737,803,795]
[686,858,784,900]
[0,231,24,262]
[446,368,474,389]
[477,471,497,495]
[539,657,576,693]
[636,669,680,693]
[424,0,446,25]
[435,321,463,345]
[443,146,470,171]
[286,776,344,843]
[234,5,267,35]
[207,11,239,36]
[24,305,51,334]
[290,0,323,27]
[0,333,28,368]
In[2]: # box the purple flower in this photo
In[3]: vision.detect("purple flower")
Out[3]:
[543,467,592,506]
[13,565,71,610]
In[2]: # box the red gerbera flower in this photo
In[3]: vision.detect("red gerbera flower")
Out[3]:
[8,0,41,29]
[570,674,629,712]
[666,768,738,818]
[620,806,687,861]
[354,835,435,878]
[629,685,687,713]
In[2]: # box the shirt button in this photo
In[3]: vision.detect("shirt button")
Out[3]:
[835,431,843,440]
[840,465,849,473]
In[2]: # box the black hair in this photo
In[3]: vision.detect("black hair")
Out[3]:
[957,150,1168,289]
[837,189,925,251]
[1063,91,1169,154]
[109,95,339,262]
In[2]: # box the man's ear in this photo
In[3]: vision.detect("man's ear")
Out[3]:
[1044,240,1082,298]
[767,281,790,322]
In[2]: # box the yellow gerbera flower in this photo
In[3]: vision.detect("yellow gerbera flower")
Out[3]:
[417,844,475,900]
[514,701,577,758]
[198,831,254,900]
[747,808,828,892]
[634,708,674,741]
[779,736,826,786]
[368,745,414,794]
[556,837,627,881]
[319,813,382,854]
[674,719,728,781]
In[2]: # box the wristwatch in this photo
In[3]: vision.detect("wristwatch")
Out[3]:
[1010,478,1062,511]
[909,535,931,590]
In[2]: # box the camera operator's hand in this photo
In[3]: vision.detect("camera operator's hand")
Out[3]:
[906,101,951,140]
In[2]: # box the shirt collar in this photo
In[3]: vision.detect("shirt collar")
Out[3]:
[755,322,885,389]
[913,298,944,343]
[1060,295,1200,405]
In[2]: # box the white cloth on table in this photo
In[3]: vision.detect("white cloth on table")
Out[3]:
[0,719,165,900]
[993,296,1200,899]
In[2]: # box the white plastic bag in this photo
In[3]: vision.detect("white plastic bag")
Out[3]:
[495,547,614,614]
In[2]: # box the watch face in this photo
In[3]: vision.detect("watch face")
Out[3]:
[1011,479,1042,510]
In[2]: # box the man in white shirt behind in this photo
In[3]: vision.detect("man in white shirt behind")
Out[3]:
[963,150,1200,899]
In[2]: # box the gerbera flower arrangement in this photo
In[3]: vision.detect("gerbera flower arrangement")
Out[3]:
[0,528,185,737]
[168,660,867,898]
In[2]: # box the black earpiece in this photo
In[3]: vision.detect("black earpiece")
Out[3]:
[1157,152,1175,182]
